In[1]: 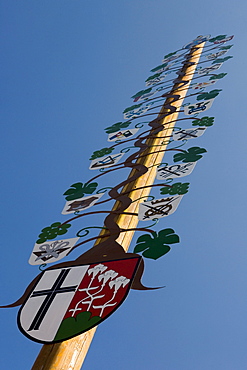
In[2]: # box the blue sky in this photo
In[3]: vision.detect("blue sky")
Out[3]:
[1,1,246,369]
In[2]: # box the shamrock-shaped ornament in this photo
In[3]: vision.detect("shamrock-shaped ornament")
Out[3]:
[63,182,98,201]
[134,228,180,260]
[160,182,190,195]
[209,73,227,81]
[90,147,114,160]
[192,116,214,127]
[197,89,222,101]
[173,147,207,163]
[105,121,131,134]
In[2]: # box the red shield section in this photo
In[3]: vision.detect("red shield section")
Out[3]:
[54,257,141,342]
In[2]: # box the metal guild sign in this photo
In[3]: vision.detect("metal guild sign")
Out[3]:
[156,162,196,180]
[17,257,141,343]
[138,196,183,221]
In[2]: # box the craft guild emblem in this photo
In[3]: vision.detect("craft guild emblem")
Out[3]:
[17,257,141,343]
[197,63,222,75]
[156,162,196,180]
[145,74,166,86]
[150,62,175,74]
[29,238,79,265]
[62,193,104,214]
[162,53,182,63]
[89,153,125,170]
[131,88,156,102]
[172,127,206,141]
[213,35,234,44]
[205,50,227,60]
[107,128,139,142]
[123,103,153,120]
[184,99,214,115]
[138,196,183,221]
[191,81,216,89]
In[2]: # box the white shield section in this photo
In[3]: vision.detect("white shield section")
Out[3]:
[138,196,183,221]
[19,265,88,342]
[156,162,196,180]
[197,63,222,75]
[172,127,206,141]
[89,153,124,170]
[61,193,104,214]
[108,128,139,142]
[184,99,214,115]
[29,237,79,265]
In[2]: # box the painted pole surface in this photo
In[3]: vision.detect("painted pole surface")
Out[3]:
[31,42,205,370]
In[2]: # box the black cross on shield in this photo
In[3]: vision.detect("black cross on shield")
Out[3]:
[28,269,77,331]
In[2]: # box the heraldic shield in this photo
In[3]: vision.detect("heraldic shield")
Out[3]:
[17,257,141,344]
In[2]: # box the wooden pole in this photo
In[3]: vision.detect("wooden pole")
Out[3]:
[31,42,205,370]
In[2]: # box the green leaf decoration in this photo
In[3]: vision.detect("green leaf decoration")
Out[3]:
[36,222,71,244]
[134,228,180,260]
[123,103,142,114]
[220,45,233,50]
[209,35,227,43]
[192,116,214,127]
[105,121,131,134]
[163,51,176,59]
[212,56,233,64]
[173,146,207,163]
[145,73,162,83]
[131,88,152,99]
[63,182,98,201]
[197,89,222,101]
[90,147,114,160]
[151,63,168,73]
[209,73,227,80]
[160,182,190,195]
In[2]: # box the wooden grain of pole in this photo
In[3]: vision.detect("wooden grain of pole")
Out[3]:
[31,42,205,370]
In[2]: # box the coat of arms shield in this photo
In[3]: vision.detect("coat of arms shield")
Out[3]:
[18,257,141,344]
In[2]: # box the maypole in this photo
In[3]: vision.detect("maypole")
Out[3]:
[1,34,234,370]
[31,40,205,370]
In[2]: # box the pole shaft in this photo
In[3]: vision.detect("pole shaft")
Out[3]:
[31,43,204,370]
